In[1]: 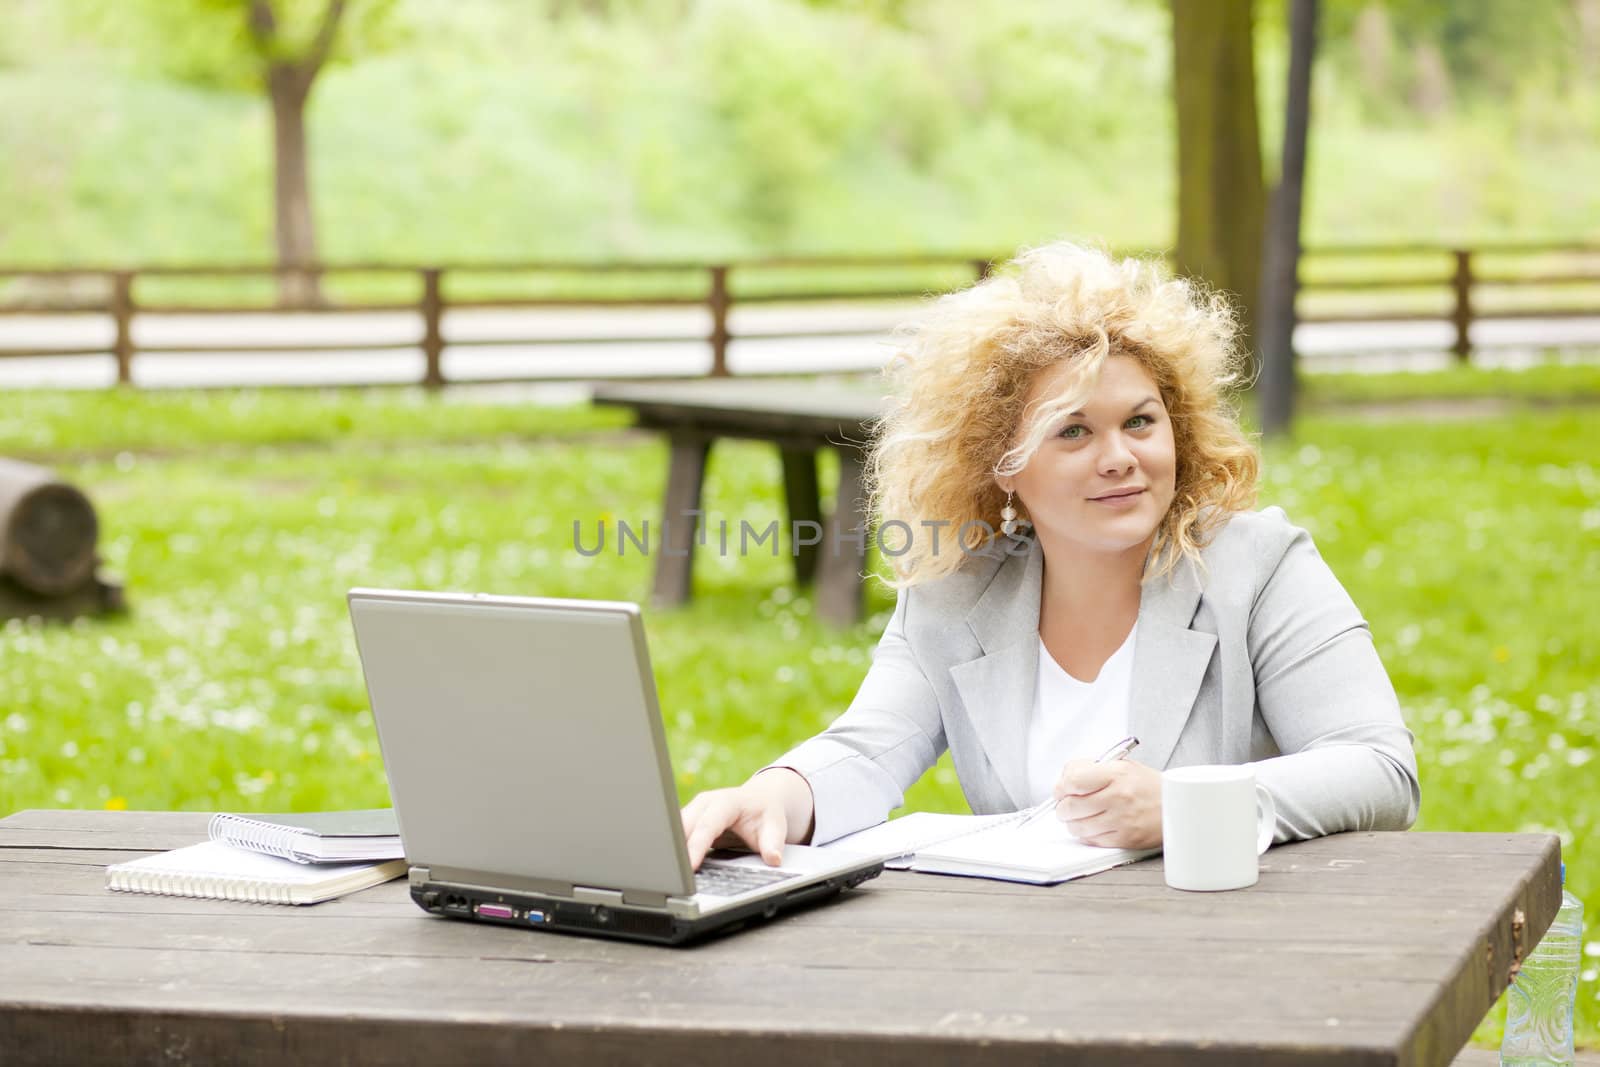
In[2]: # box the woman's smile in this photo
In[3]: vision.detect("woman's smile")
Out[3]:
[1090,486,1146,508]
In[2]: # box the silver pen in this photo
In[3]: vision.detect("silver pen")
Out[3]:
[1018,735,1141,825]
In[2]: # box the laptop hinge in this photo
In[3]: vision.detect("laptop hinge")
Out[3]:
[572,887,625,907]
[620,888,669,908]
[572,886,675,909]
[665,895,701,919]
[427,865,575,899]
[419,869,679,909]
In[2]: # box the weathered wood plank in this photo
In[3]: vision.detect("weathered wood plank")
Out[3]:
[593,380,884,429]
[0,808,211,851]
[0,813,1562,1067]
[0,852,1542,934]
[0,905,1496,982]
[0,861,1528,922]
[0,940,1428,1042]
[0,1006,1404,1067]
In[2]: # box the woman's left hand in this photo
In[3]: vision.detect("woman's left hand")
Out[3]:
[1052,759,1164,849]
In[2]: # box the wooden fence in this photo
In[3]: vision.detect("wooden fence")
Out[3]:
[0,243,1596,387]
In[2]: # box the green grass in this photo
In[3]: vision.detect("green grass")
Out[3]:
[1301,360,1600,407]
[0,386,631,458]
[0,389,1596,1045]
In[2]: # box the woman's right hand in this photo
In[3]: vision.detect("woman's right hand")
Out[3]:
[680,768,816,870]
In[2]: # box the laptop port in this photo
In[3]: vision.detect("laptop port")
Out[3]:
[526,910,548,924]
[476,903,514,920]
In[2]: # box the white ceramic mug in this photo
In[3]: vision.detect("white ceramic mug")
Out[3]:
[1160,765,1276,892]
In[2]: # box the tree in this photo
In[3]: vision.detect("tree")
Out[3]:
[251,0,347,305]
[1171,0,1266,359]
[1257,0,1319,437]
[76,0,398,304]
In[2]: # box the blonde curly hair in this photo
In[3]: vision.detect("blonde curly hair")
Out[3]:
[868,240,1260,586]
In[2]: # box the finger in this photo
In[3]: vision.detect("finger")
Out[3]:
[1059,760,1116,798]
[714,806,771,857]
[684,801,734,870]
[1073,825,1122,848]
[680,793,709,838]
[1064,811,1114,842]
[1053,759,1099,799]
[756,806,787,867]
[1060,794,1108,825]
[1068,760,1117,792]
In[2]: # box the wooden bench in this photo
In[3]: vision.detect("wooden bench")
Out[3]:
[0,809,1567,1065]
[593,379,885,626]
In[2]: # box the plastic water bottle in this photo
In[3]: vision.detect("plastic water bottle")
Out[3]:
[1501,863,1584,1066]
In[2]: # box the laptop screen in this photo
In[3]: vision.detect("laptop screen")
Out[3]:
[348,590,696,898]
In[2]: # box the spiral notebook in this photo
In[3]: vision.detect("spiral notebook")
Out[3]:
[105,842,406,905]
[207,808,402,864]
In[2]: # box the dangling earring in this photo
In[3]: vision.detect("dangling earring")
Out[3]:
[1000,491,1029,539]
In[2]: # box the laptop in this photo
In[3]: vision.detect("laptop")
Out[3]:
[346,588,882,945]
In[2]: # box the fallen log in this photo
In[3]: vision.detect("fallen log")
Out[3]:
[0,573,124,621]
[0,458,100,597]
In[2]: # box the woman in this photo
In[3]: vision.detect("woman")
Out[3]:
[680,242,1420,869]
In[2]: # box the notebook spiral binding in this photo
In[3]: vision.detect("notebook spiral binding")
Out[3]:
[106,866,301,904]
[207,813,308,863]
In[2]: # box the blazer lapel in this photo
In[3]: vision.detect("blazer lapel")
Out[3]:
[1127,556,1217,771]
[949,540,1043,810]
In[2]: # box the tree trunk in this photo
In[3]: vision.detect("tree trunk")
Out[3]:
[1172,0,1266,359]
[269,66,322,308]
[1576,0,1600,88]
[1351,4,1393,100]
[1409,41,1452,117]
[1258,0,1318,438]
[0,459,99,596]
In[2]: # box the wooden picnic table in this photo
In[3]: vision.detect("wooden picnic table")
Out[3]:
[593,379,886,626]
[0,809,1566,1066]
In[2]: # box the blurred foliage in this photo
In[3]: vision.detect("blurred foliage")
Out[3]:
[1,0,1593,267]
[1316,0,1592,106]
[64,0,405,91]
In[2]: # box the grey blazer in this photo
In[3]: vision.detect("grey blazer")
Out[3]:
[771,507,1422,846]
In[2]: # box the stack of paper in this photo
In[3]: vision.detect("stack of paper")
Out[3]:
[104,809,406,906]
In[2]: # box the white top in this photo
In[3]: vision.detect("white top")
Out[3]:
[1025,624,1138,805]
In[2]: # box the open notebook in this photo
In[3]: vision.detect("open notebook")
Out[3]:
[106,842,406,905]
[825,809,1159,885]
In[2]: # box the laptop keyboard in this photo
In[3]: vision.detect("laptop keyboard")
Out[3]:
[695,862,801,897]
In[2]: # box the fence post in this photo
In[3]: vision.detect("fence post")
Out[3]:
[110,271,135,387]
[1451,249,1473,364]
[708,265,730,378]
[420,268,444,388]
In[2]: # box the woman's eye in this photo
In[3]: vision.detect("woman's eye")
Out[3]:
[1126,414,1153,429]
[1059,424,1087,440]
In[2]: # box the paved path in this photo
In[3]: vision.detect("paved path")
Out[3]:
[1,304,1597,389]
